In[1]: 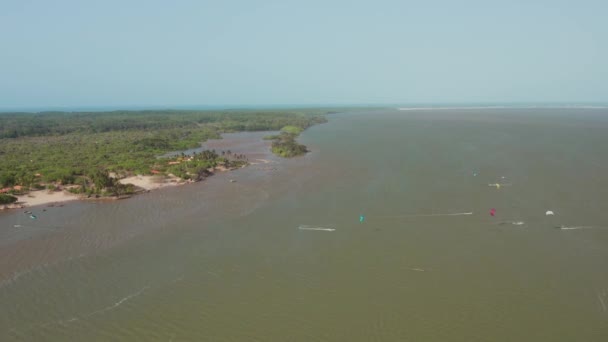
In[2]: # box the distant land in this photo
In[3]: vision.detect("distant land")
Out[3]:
[1,102,607,113]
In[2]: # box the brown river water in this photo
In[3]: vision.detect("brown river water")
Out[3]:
[1,108,608,341]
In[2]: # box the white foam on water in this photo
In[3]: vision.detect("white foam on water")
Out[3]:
[558,226,594,230]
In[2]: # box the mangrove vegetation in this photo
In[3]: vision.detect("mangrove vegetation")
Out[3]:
[0,109,329,194]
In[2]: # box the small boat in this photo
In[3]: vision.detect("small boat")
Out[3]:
[229,179,236,183]
[29,214,37,220]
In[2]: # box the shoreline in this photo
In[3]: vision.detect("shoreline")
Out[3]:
[13,190,80,208]
[2,131,280,210]
[2,166,242,210]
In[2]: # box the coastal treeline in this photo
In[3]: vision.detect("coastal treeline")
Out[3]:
[0,109,329,192]
[0,194,18,204]
[0,110,327,139]
[266,126,309,157]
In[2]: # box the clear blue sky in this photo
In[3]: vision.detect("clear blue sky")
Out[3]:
[1,0,606,108]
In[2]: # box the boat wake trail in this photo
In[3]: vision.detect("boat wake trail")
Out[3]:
[85,285,150,317]
[598,291,607,313]
[496,221,525,226]
[558,226,595,230]
[372,212,473,219]
[8,285,151,337]
[298,225,336,232]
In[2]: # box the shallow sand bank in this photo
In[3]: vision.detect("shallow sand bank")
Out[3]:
[14,190,80,208]
[118,175,184,190]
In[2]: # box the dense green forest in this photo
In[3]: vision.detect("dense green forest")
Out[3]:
[267,126,309,157]
[0,110,328,139]
[0,109,330,193]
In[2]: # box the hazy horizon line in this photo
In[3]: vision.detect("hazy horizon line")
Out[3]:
[1,101,607,113]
